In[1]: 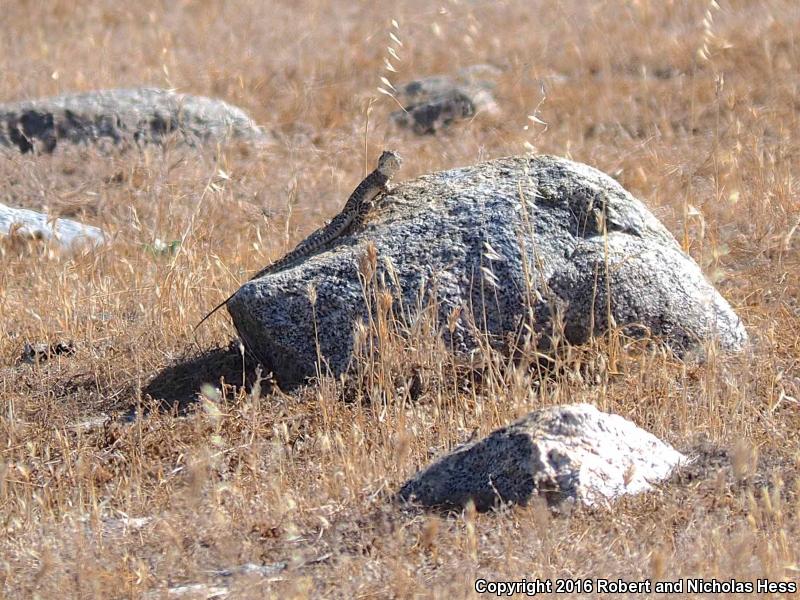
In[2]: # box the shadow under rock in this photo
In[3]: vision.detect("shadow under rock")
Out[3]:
[140,341,271,415]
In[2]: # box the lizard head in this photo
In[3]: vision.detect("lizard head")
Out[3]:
[377,150,402,177]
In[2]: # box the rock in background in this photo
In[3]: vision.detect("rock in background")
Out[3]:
[398,403,686,511]
[391,65,500,134]
[227,154,747,388]
[0,88,269,153]
[0,202,106,250]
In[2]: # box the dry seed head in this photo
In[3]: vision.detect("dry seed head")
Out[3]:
[378,22,403,106]
[378,289,394,315]
[395,430,411,463]
[447,305,463,333]
[379,76,395,91]
[650,549,666,579]
[307,283,318,306]
[480,265,500,289]
[420,517,440,551]
[353,320,368,350]
[464,498,477,523]
[358,241,379,280]
[623,462,636,487]
[732,439,758,482]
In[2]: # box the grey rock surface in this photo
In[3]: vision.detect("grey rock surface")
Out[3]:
[0,202,106,250]
[391,66,500,134]
[21,340,76,364]
[0,88,268,153]
[227,154,747,388]
[398,403,686,511]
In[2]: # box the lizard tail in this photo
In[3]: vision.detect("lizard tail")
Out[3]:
[193,295,232,334]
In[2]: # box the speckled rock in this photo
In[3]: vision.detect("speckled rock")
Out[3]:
[0,88,268,153]
[0,202,106,250]
[227,154,747,388]
[398,403,686,511]
[391,66,500,134]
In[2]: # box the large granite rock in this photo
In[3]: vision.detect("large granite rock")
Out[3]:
[0,88,268,153]
[227,155,747,388]
[398,403,685,511]
[0,202,105,250]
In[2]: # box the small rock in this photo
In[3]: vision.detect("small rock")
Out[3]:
[167,584,228,598]
[67,415,110,432]
[398,403,686,511]
[21,340,76,364]
[1,202,106,250]
[75,513,152,539]
[101,516,153,536]
[212,562,286,578]
[391,65,500,134]
[0,88,268,153]
[161,563,286,599]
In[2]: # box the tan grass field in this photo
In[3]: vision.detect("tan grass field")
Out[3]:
[1,0,799,597]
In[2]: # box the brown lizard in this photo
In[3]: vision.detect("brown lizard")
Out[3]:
[194,150,402,331]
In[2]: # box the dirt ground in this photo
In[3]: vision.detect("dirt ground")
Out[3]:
[1,0,799,597]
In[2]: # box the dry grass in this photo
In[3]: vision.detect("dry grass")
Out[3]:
[1,0,799,597]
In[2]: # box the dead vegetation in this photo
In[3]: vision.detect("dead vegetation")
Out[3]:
[0,0,799,597]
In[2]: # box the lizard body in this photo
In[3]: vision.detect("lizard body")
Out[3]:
[194,150,402,331]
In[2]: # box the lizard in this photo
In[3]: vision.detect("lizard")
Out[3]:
[194,150,403,332]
